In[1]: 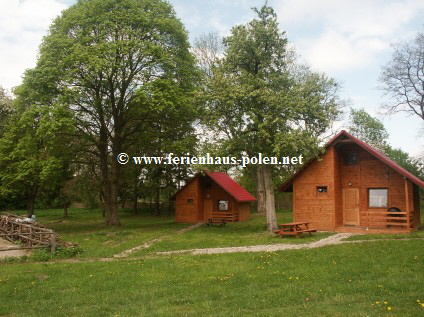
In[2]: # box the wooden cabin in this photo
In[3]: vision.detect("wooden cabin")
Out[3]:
[173,171,256,223]
[280,130,423,233]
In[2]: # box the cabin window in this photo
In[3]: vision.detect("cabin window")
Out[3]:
[317,186,328,193]
[187,198,194,204]
[368,188,388,208]
[343,152,358,165]
[218,200,229,211]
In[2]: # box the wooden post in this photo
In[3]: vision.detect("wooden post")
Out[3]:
[29,226,33,247]
[404,178,410,230]
[50,234,56,253]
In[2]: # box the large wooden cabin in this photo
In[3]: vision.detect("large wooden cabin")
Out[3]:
[280,130,423,233]
[173,171,256,223]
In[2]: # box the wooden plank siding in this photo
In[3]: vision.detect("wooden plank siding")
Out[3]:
[292,143,419,231]
[293,147,335,230]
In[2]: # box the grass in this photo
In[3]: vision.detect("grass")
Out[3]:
[8,208,189,258]
[131,212,331,257]
[4,208,331,259]
[0,240,423,316]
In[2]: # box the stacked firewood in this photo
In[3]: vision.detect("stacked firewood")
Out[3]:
[0,213,76,248]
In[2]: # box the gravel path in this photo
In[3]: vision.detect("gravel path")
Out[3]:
[0,238,31,259]
[156,233,358,255]
[113,222,205,258]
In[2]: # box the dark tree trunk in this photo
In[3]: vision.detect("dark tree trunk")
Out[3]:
[26,184,38,217]
[254,166,266,214]
[133,172,138,215]
[63,204,68,218]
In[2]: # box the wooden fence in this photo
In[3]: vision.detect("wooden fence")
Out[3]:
[0,215,57,253]
[361,210,412,230]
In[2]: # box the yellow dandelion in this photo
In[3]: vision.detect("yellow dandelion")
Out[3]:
[420,303,424,308]
[375,301,380,304]
[387,307,392,311]
[417,300,421,303]
[384,301,388,304]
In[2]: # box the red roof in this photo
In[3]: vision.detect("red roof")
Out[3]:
[205,172,256,202]
[280,130,424,191]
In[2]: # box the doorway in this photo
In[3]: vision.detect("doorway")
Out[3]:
[343,188,360,226]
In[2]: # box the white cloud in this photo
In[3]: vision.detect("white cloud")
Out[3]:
[0,0,67,92]
[274,0,424,73]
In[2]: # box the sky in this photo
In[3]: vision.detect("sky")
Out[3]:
[1,0,423,156]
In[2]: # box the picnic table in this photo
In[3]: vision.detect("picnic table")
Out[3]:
[274,222,317,238]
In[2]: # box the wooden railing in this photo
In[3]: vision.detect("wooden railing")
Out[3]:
[209,212,239,222]
[0,215,57,253]
[361,210,413,230]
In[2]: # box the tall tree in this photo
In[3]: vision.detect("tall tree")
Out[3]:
[379,30,424,121]
[199,5,340,231]
[0,86,13,135]
[27,0,197,225]
[347,108,389,152]
[0,103,74,216]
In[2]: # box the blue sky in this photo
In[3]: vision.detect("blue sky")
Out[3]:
[1,0,423,156]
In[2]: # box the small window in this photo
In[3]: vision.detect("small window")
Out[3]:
[218,200,229,211]
[343,152,358,165]
[187,199,194,204]
[317,186,328,193]
[368,189,388,208]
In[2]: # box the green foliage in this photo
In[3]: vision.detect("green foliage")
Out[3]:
[385,147,424,180]
[348,108,389,151]
[27,0,199,224]
[0,102,75,212]
[199,5,341,161]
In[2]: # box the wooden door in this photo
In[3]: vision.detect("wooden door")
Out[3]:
[204,200,213,219]
[343,188,359,226]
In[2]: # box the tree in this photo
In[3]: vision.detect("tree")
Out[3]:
[346,108,423,179]
[379,30,424,121]
[0,86,13,135]
[347,108,388,152]
[28,0,197,225]
[198,5,341,231]
[0,103,74,216]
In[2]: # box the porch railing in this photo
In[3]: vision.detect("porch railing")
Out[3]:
[361,210,413,230]
[209,211,239,222]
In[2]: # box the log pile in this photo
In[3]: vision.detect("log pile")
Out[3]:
[0,213,76,252]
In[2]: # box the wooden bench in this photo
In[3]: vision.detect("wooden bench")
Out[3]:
[207,218,227,227]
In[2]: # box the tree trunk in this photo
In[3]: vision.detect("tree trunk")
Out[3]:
[260,165,278,231]
[255,166,266,214]
[26,184,38,217]
[132,171,138,214]
[63,204,68,218]
[107,151,121,225]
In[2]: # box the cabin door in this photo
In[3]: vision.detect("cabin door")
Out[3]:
[204,200,213,220]
[343,188,360,226]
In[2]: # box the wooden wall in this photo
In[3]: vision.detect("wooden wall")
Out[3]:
[293,147,336,230]
[292,142,421,230]
[175,175,252,223]
[175,177,202,223]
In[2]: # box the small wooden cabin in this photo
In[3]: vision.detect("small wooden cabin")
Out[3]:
[173,171,256,223]
[280,130,423,233]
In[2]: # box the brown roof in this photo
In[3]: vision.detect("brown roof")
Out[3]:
[279,130,424,191]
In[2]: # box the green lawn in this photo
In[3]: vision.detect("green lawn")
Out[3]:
[131,213,331,257]
[1,240,423,316]
[4,208,331,259]
[8,208,189,258]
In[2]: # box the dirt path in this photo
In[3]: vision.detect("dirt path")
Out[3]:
[0,238,31,259]
[112,222,205,258]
